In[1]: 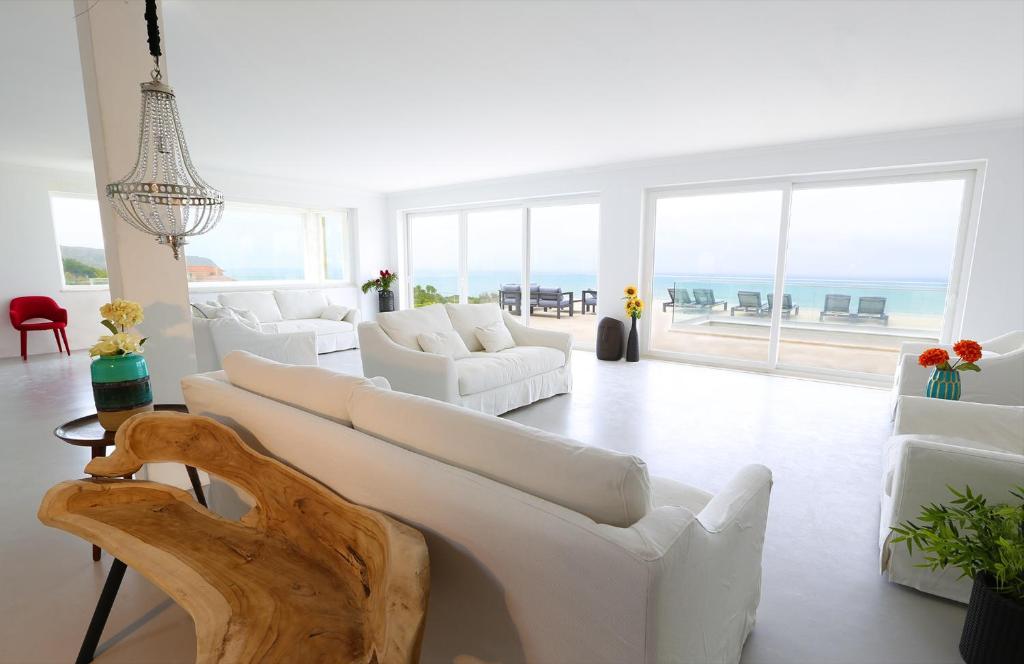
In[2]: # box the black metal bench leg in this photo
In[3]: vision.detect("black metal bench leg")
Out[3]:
[186,465,207,508]
[76,558,127,664]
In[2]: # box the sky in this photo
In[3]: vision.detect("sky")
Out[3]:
[185,204,307,273]
[51,194,104,248]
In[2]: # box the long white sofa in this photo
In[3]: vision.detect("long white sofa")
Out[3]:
[358,303,572,415]
[182,351,773,664]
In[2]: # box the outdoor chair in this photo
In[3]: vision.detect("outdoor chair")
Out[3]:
[500,284,523,315]
[535,287,574,318]
[582,289,597,314]
[766,293,800,318]
[692,288,727,311]
[663,287,695,312]
[855,296,889,324]
[819,294,853,322]
[730,291,766,316]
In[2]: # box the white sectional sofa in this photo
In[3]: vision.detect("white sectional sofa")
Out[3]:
[191,317,318,372]
[182,351,773,664]
[193,289,360,354]
[358,303,572,415]
[880,396,1024,602]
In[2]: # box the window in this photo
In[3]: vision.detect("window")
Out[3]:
[50,193,108,288]
[408,212,460,306]
[646,169,973,379]
[322,211,349,282]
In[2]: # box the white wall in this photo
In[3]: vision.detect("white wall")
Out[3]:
[0,162,388,359]
[385,121,1024,342]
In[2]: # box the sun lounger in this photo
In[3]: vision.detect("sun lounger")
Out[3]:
[855,296,889,324]
[766,293,800,318]
[730,291,767,316]
[693,288,728,312]
[819,294,853,322]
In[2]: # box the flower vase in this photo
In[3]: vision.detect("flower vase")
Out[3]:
[378,289,395,313]
[91,354,154,431]
[926,368,961,401]
[626,317,639,362]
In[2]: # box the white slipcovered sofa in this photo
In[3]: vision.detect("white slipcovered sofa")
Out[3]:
[182,351,773,664]
[891,330,1024,412]
[193,289,360,354]
[191,317,317,372]
[358,303,572,415]
[880,395,1024,602]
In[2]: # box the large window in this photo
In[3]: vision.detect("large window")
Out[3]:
[408,212,460,306]
[50,193,108,288]
[647,169,973,379]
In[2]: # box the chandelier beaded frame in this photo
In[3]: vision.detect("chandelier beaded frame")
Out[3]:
[105,0,222,260]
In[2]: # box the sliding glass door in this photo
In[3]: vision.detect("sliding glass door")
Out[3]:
[647,170,973,379]
[408,212,459,307]
[467,208,523,308]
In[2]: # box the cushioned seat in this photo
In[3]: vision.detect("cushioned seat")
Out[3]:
[456,346,566,395]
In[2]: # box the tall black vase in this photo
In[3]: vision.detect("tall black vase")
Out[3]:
[960,573,1024,664]
[625,317,639,362]
[378,289,395,313]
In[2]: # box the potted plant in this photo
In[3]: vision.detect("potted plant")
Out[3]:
[89,298,152,431]
[891,485,1024,663]
[361,269,398,312]
[918,339,983,401]
[622,286,644,362]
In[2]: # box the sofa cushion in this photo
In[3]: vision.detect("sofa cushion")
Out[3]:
[222,351,375,425]
[219,292,283,323]
[456,347,564,395]
[320,304,351,321]
[376,304,454,350]
[348,385,652,527]
[445,303,503,352]
[274,289,328,320]
[475,320,516,353]
[418,330,471,359]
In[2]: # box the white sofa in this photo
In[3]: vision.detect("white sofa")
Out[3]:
[194,289,360,354]
[191,317,317,372]
[358,303,572,415]
[880,395,1024,602]
[891,330,1024,412]
[182,351,773,664]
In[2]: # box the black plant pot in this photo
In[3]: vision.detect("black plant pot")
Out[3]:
[625,317,639,362]
[378,289,395,313]
[596,317,624,361]
[959,574,1024,664]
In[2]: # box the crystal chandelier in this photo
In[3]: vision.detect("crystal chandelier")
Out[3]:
[106,0,222,260]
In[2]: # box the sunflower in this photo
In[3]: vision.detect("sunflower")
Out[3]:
[623,285,638,298]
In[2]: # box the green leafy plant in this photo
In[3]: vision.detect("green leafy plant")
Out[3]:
[891,485,1024,602]
[361,269,398,294]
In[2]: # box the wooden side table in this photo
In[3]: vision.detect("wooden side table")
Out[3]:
[54,404,207,561]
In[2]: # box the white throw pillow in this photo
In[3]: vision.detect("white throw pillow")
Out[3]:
[219,292,283,323]
[444,303,503,352]
[376,304,455,350]
[226,307,260,329]
[192,301,222,318]
[320,304,351,321]
[417,330,471,359]
[274,290,328,320]
[475,320,516,353]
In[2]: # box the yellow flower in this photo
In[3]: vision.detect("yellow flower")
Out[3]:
[623,285,638,298]
[89,332,145,357]
[100,298,144,330]
[632,298,644,310]
[89,336,119,357]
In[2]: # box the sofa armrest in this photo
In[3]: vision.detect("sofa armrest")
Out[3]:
[342,308,360,325]
[894,397,1024,454]
[357,322,459,403]
[502,311,573,360]
[211,321,317,368]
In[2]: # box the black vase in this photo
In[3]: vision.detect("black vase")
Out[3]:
[378,289,395,313]
[625,317,639,362]
[960,574,1024,664]
[596,317,624,361]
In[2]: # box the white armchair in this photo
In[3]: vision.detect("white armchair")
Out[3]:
[891,330,1024,412]
[192,317,317,372]
[880,396,1024,602]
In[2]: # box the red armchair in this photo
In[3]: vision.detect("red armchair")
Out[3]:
[9,296,70,360]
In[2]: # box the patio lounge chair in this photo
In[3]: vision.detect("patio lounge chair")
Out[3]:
[582,289,597,314]
[663,288,692,312]
[500,284,522,315]
[855,296,889,325]
[730,291,766,316]
[766,293,800,318]
[536,287,574,318]
[819,294,852,322]
[692,288,727,312]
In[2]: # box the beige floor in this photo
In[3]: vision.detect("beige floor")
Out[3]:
[0,348,966,663]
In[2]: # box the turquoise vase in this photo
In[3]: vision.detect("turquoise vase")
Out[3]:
[91,354,153,431]
[925,368,961,401]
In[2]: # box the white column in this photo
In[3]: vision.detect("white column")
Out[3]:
[75,0,200,488]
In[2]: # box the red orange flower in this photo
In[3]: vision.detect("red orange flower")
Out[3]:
[918,348,950,368]
[953,339,982,364]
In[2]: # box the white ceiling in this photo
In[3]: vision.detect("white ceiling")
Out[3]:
[2,1,1022,192]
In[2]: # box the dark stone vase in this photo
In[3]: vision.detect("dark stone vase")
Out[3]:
[596,317,624,361]
[959,573,1024,664]
[626,317,639,362]
[378,290,395,313]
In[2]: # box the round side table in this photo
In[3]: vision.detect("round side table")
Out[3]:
[54,404,207,561]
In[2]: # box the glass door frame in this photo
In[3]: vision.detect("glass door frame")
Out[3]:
[640,162,982,384]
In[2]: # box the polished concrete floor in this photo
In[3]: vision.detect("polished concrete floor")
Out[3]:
[0,349,966,663]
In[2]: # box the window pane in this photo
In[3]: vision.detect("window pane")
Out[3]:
[323,211,348,281]
[651,190,782,362]
[409,212,459,307]
[778,178,965,375]
[528,203,599,346]
[185,203,307,282]
[467,208,522,307]
[51,194,108,287]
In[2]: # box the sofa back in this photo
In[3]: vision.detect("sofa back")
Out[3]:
[375,303,454,350]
